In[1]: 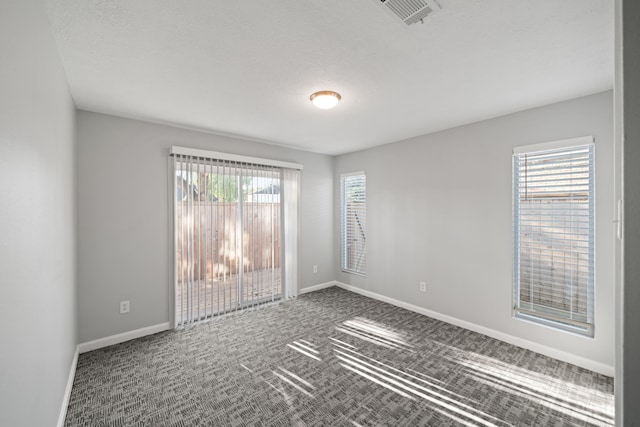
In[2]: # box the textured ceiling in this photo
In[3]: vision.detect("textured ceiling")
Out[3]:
[45,0,613,155]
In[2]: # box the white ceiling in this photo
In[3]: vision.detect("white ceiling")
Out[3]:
[45,0,613,155]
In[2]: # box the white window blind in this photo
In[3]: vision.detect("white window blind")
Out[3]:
[512,137,595,336]
[341,172,366,275]
[171,147,301,327]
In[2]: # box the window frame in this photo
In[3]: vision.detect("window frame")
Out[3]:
[340,172,367,276]
[512,136,595,337]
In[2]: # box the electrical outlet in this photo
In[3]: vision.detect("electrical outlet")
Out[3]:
[120,300,130,314]
[419,282,427,293]
[313,265,318,274]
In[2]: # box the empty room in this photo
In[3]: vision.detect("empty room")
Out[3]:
[2,0,639,426]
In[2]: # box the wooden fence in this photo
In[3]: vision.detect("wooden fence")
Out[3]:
[518,200,590,319]
[175,202,281,283]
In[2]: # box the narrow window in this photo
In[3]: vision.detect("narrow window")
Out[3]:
[513,137,595,336]
[341,172,366,275]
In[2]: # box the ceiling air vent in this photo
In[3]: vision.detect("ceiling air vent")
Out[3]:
[378,0,441,26]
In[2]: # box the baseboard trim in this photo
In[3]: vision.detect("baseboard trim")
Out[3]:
[57,346,79,427]
[78,322,171,354]
[335,282,614,377]
[300,281,338,294]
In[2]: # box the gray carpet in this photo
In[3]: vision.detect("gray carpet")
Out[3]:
[64,287,614,426]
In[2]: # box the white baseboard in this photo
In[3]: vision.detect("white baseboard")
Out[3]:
[335,282,614,377]
[300,281,338,294]
[78,322,171,354]
[57,346,79,427]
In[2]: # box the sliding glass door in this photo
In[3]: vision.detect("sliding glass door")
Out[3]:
[173,155,282,326]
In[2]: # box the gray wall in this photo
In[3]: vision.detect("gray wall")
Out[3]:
[335,91,615,370]
[623,0,640,423]
[0,0,78,425]
[76,111,334,343]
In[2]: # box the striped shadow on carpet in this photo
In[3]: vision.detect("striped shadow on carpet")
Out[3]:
[64,287,614,426]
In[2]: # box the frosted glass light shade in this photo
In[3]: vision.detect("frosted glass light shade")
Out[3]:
[310,91,341,109]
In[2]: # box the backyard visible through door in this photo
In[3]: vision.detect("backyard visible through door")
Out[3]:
[174,156,282,325]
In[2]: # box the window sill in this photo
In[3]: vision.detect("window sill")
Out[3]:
[513,310,594,339]
[341,269,366,277]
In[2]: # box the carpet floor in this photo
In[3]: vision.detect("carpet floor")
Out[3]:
[64,287,614,426]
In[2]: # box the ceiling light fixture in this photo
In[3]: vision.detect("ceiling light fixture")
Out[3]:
[310,91,341,109]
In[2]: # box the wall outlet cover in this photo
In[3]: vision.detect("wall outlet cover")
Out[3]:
[120,300,130,314]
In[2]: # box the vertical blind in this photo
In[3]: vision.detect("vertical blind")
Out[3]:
[512,137,595,336]
[172,147,301,327]
[281,168,300,299]
[341,172,366,275]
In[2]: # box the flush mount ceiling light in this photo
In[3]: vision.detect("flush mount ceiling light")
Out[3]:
[310,91,341,109]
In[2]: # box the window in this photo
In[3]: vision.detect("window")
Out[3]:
[171,146,301,327]
[341,172,366,275]
[512,137,595,336]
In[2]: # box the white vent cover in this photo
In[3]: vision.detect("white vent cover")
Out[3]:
[377,0,441,26]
